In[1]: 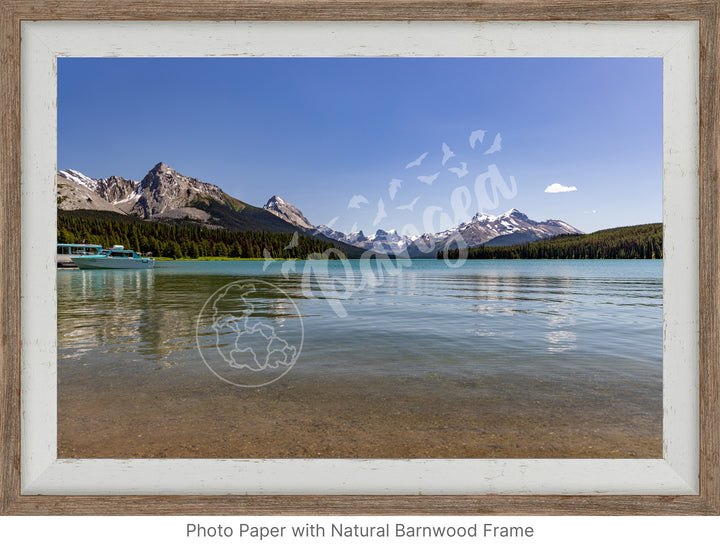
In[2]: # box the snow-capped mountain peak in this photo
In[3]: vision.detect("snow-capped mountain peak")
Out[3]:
[262,194,582,257]
[58,162,227,221]
[58,164,581,258]
[266,194,285,205]
[472,212,497,223]
[58,169,100,191]
[317,207,581,257]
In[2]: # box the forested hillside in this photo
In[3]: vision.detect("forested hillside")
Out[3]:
[58,210,359,259]
[442,223,662,260]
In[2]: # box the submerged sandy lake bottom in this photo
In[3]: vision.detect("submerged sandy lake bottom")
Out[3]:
[57,259,662,458]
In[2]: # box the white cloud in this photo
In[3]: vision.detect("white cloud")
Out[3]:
[544,183,577,194]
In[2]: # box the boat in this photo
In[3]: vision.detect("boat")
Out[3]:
[71,245,155,269]
[57,243,103,268]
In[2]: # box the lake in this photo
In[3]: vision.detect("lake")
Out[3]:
[57,259,662,459]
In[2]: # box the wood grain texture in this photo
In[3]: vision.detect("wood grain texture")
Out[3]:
[3,493,719,516]
[0,0,22,517]
[698,0,720,515]
[1,0,719,515]
[0,0,717,21]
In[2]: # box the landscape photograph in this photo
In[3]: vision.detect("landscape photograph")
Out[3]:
[56,56,663,459]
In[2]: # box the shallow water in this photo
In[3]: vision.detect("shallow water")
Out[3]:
[57,258,662,458]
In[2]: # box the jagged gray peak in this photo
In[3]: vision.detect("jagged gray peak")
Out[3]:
[263,195,315,230]
[58,169,139,213]
[95,175,140,205]
[129,162,226,218]
[57,171,127,214]
[57,163,228,218]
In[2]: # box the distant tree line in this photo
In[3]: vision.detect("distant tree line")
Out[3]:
[441,223,663,260]
[57,211,348,259]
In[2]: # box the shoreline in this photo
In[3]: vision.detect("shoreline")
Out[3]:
[151,257,663,262]
[154,256,293,261]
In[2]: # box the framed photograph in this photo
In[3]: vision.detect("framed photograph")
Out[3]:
[1,1,718,515]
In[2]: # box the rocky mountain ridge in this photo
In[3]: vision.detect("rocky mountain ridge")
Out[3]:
[262,193,582,256]
[58,163,582,257]
[263,195,315,230]
[57,163,367,255]
[58,162,227,222]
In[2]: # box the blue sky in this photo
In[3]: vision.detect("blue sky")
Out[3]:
[58,57,662,234]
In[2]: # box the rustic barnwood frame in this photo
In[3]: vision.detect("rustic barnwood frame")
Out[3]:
[1,0,718,515]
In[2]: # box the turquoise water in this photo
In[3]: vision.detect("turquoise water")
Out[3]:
[58,258,662,392]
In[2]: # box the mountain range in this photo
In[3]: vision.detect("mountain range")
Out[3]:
[264,197,581,258]
[59,162,326,236]
[58,163,582,257]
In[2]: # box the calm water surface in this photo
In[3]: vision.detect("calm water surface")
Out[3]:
[58,258,661,390]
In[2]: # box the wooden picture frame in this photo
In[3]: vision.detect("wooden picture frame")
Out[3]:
[1,0,718,515]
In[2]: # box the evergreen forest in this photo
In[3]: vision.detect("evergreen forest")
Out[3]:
[57,210,355,259]
[441,223,662,260]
